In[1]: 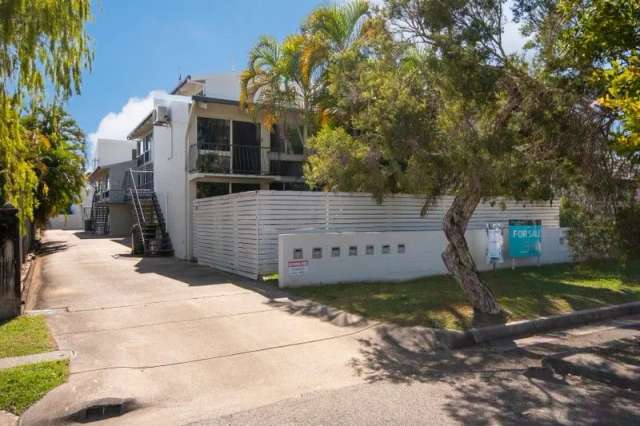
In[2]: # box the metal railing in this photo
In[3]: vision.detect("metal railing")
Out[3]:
[127,168,150,247]
[270,140,304,155]
[189,143,304,177]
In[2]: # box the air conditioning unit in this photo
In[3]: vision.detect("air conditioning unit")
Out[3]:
[153,105,171,124]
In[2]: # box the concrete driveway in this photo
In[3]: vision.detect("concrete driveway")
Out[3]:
[22,230,640,425]
[23,230,378,425]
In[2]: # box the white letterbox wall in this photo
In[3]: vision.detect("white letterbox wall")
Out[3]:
[278,228,571,287]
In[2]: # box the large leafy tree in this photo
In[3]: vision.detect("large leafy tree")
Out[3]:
[557,0,640,150]
[306,1,603,316]
[514,0,640,258]
[21,105,86,228]
[0,0,91,224]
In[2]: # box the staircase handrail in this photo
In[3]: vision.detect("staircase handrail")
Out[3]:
[127,169,147,247]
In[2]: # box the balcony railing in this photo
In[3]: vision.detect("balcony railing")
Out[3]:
[189,144,304,178]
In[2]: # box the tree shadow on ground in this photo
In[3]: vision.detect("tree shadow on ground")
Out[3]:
[349,324,640,425]
[130,256,289,300]
[71,231,113,240]
[266,298,370,327]
[37,240,69,256]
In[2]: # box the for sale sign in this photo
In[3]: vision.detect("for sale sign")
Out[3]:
[508,219,542,258]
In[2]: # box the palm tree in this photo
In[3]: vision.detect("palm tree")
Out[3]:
[302,0,370,52]
[240,1,370,145]
[240,36,294,130]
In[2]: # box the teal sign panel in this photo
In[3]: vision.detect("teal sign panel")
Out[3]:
[508,220,542,258]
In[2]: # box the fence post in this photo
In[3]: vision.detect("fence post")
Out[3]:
[0,204,21,320]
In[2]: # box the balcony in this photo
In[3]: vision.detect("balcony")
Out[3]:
[189,143,303,178]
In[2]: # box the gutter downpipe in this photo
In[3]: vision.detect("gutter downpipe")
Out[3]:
[184,98,197,261]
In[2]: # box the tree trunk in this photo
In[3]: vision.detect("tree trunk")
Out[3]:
[441,192,502,315]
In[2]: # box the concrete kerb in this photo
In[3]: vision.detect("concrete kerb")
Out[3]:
[0,410,18,426]
[463,301,640,347]
[0,350,75,370]
[275,297,640,351]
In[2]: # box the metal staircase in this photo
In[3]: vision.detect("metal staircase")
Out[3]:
[127,169,173,257]
[88,191,109,234]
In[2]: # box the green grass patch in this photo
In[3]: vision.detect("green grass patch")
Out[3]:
[289,260,640,330]
[0,316,56,359]
[0,360,69,415]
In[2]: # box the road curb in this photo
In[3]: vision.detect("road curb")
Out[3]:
[0,410,18,426]
[280,296,640,350]
[448,301,640,349]
[20,253,41,313]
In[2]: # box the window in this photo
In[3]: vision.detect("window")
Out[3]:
[270,124,304,154]
[349,246,358,256]
[143,133,152,152]
[398,244,406,254]
[231,183,260,193]
[196,182,229,199]
[366,245,374,255]
[233,121,260,175]
[331,247,340,257]
[197,117,230,150]
[293,249,303,259]
[312,248,322,259]
[382,244,390,254]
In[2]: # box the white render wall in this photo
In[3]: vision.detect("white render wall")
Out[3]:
[192,191,562,279]
[95,138,137,168]
[48,185,93,230]
[152,94,193,259]
[278,228,571,287]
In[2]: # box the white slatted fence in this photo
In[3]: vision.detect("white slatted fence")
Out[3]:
[192,191,560,279]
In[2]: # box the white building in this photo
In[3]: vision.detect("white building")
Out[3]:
[91,73,305,258]
[85,73,565,282]
[49,138,138,231]
[93,138,137,169]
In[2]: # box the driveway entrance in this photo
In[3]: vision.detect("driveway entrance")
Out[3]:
[22,230,374,425]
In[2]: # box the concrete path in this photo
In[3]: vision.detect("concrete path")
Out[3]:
[21,230,640,425]
[0,350,73,370]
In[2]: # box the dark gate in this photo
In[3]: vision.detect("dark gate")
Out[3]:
[0,205,21,320]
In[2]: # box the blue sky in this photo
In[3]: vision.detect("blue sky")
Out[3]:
[68,0,327,159]
[69,0,525,162]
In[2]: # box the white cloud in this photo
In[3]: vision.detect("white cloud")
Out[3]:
[87,90,166,167]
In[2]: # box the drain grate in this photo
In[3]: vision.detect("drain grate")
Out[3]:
[68,398,137,423]
[84,403,125,421]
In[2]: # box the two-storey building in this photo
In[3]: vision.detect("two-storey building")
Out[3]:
[122,72,306,259]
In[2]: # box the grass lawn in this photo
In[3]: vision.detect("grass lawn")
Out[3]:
[0,315,55,359]
[289,260,640,330]
[0,360,69,415]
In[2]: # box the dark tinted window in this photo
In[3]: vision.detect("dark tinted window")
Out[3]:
[271,124,303,154]
[231,183,260,193]
[233,121,260,146]
[196,182,229,198]
[197,118,230,150]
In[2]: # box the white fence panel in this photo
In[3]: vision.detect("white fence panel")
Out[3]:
[193,191,259,279]
[193,190,561,279]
